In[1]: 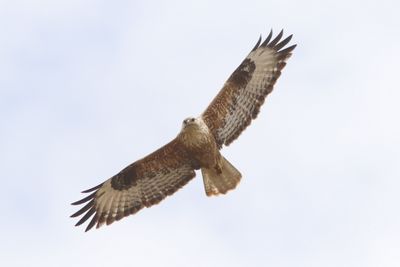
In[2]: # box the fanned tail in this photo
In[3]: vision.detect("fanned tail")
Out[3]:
[201,156,242,196]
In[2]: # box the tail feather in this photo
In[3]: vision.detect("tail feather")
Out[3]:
[201,156,242,196]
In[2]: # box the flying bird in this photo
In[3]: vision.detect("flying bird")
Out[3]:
[71,29,296,231]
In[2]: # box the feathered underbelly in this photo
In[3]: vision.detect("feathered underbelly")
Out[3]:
[180,130,218,168]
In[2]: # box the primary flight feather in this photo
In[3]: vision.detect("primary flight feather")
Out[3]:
[71,29,296,231]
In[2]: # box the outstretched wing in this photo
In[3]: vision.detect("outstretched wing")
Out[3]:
[71,138,197,232]
[202,30,296,148]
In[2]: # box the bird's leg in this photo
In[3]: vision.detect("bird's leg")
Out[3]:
[214,155,223,174]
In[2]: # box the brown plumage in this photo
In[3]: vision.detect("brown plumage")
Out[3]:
[71,29,296,231]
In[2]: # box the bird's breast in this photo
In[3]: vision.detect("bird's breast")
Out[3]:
[179,125,218,167]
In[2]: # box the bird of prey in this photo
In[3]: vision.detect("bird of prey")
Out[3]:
[71,29,296,231]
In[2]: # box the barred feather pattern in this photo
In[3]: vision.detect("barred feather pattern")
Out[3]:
[71,138,196,232]
[71,29,296,232]
[202,30,296,148]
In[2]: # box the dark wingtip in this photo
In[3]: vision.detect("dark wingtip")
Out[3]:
[74,207,96,227]
[274,34,293,51]
[268,29,284,47]
[251,35,262,52]
[278,44,297,57]
[261,29,273,47]
[70,199,95,218]
[71,183,103,232]
[71,191,97,206]
[81,183,103,193]
[85,215,98,232]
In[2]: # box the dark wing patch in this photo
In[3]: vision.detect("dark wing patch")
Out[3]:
[202,29,296,148]
[71,138,196,232]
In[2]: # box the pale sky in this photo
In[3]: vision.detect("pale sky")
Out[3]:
[1,1,400,266]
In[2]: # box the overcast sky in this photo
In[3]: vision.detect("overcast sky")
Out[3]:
[1,0,400,266]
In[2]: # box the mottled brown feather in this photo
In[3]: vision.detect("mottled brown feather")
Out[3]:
[71,138,196,232]
[202,30,296,147]
[71,29,295,232]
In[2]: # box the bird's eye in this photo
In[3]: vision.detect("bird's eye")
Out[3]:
[190,118,195,122]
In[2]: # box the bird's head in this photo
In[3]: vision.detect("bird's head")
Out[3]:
[182,117,196,129]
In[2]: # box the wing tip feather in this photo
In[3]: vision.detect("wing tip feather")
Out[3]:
[261,29,273,47]
[81,183,103,193]
[267,29,284,47]
[251,35,262,52]
[258,28,296,54]
[71,167,196,232]
[211,27,296,147]
[71,183,102,231]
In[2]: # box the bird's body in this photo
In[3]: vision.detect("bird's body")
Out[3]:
[179,117,242,196]
[179,117,219,169]
[71,29,296,231]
